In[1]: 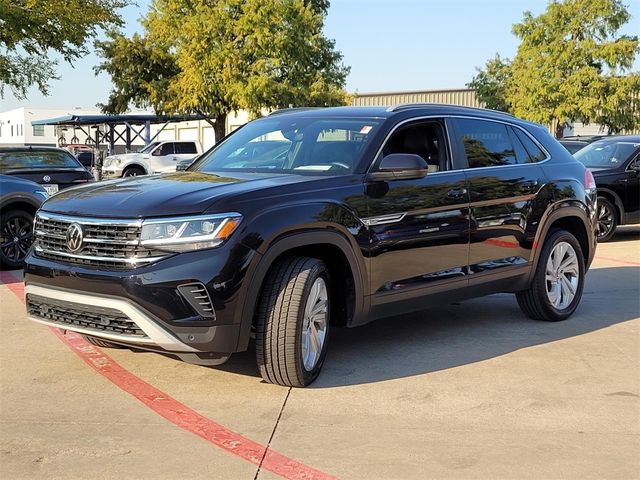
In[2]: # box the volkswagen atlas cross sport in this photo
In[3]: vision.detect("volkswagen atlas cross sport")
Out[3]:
[24,105,597,387]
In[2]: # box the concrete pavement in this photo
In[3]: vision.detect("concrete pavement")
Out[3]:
[1,228,639,479]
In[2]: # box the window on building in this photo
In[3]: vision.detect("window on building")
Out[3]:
[453,118,517,168]
[11,125,14,137]
[33,125,45,136]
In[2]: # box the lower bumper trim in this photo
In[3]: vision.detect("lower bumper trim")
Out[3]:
[25,284,199,353]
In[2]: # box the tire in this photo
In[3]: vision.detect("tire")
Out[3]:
[255,256,331,387]
[516,229,585,322]
[123,166,146,177]
[596,197,617,242]
[82,335,125,349]
[0,209,34,269]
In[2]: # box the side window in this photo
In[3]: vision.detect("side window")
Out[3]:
[513,128,547,162]
[382,121,446,173]
[158,143,175,155]
[175,142,198,154]
[453,118,517,168]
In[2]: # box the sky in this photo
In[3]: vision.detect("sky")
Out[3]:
[1,0,639,111]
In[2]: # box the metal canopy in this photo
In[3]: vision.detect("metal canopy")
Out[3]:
[31,113,209,152]
[31,113,206,126]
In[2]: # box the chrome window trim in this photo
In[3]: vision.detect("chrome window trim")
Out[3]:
[368,114,551,175]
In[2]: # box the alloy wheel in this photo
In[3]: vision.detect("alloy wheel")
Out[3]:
[597,203,614,240]
[545,241,580,310]
[1,216,33,263]
[301,277,328,371]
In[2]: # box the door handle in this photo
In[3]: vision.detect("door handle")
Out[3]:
[447,188,467,199]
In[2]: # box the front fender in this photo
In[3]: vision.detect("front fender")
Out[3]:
[232,202,370,351]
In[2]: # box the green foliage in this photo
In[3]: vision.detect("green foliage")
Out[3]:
[470,0,640,136]
[0,0,129,99]
[97,0,350,139]
[467,54,512,112]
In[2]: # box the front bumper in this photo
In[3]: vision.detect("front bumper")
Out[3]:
[101,166,123,178]
[24,241,257,360]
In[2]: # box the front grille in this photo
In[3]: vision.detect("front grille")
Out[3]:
[34,212,168,269]
[27,293,148,338]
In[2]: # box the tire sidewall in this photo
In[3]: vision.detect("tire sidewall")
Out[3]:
[537,230,585,320]
[295,263,331,385]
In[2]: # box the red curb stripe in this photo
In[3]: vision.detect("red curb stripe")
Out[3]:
[594,255,640,267]
[1,273,335,480]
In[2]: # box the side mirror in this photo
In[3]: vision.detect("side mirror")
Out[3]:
[366,153,428,182]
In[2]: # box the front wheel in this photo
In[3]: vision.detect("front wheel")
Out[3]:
[123,166,146,177]
[0,209,34,269]
[255,256,331,387]
[516,229,585,322]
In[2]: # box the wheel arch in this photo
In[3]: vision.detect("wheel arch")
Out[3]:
[234,230,368,352]
[528,203,595,283]
[122,163,148,175]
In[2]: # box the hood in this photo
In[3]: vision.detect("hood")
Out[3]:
[40,171,315,218]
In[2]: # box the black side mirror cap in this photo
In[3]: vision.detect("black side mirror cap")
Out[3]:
[366,153,428,182]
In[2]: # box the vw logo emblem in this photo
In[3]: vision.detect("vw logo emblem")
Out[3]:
[43,175,51,182]
[66,223,84,252]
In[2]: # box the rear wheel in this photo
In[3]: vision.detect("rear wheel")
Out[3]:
[82,335,125,349]
[596,197,617,242]
[255,256,331,387]
[517,229,585,322]
[123,166,145,177]
[0,209,34,269]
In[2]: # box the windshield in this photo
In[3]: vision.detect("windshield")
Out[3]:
[574,140,639,168]
[0,150,82,170]
[190,117,381,175]
[139,142,160,154]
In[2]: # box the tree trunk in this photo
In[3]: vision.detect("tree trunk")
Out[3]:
[213,113,227,145]
[554,120,565,139]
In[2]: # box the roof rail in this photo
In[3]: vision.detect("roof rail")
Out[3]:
[268,107,323,117]
[386,103,515,117]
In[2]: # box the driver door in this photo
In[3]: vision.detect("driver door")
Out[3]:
[365,119,470,314]
[151,142,177,173]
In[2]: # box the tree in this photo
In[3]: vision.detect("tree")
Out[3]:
[96,0,350,141]
[0,0,129,99]
[467,54,512,112]
[469,0,640,137]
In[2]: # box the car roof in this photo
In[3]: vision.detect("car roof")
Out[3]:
[265,104,537,126]
[590,135,640,143]
[0,146,70,153]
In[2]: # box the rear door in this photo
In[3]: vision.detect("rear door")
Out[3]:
[450,117,547,284]
[623,152,640,221]
[366,119,470,312]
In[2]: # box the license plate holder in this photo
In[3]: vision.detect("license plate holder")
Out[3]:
[43,184,59,195]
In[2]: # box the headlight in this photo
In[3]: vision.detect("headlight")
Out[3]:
[140,213,242,252]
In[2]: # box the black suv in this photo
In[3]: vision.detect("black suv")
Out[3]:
[573,136,640,241]
[24,105,597,387]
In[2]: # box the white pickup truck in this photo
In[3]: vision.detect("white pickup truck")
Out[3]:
[102,140,203,178]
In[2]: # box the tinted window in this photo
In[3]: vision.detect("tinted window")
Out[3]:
[158,143,175,155]
[513,128,547,162]
[454,119,517,168]
[192,117,380,175]
[0,151,82,170]
[175,142,198,154]
[574,140,640,168]
[139,142,160,153]
[383,122,445,172]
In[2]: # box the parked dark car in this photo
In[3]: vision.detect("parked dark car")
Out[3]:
[0,147,93,196]
[573,135,640,241]
[0,175,47,268]
[24,105,597,387]
[559,139,590,154]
